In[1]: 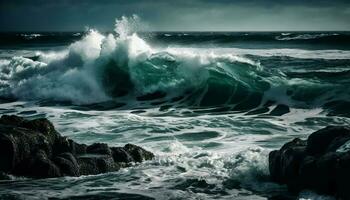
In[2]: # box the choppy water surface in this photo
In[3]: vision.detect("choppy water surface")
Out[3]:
[0,16,349,200]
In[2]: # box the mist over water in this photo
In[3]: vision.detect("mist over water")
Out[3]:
[0,16,349,200]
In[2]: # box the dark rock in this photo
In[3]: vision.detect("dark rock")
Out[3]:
[22,118,56,137]
[336,152,350,199]
[313,152,338,193]
[87,143,112,155]
[306,126,350,156]
[268,194,296,200]
[0,134,15,173]
[29,151,61,178]
[0,115,154,179]
[69,139,87,155]
[269,138,307,192]
[54,153,79,176]
[124,143,155,162]
[53,136,88,156]
[269,104,290,116]
[268,150,282,182]
[298,156,317,189]
[0,115,24,126]
[53,136,74,155]
[111,147,134,163]
[0,172,11,180]
[269,126,350,199]
[327,135,350,152]
[59,152,79,167]
[77,154,118,175]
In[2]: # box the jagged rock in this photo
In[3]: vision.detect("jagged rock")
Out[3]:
[269,104,290,116]
[269,138,307,192]
[111,147,134,163]
[77,154,118,175]
[29,150,62,178]
[0,115,154,179]
[269,126,350,199]
[124,143,155,162]
[0,133,15,173]
[86,143,112,155]
[306,126,350,155]
[336,152,350,199]
[54,153,80,176]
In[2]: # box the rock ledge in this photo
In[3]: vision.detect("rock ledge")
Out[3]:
[0,115,154,179]
[269,126,350,199]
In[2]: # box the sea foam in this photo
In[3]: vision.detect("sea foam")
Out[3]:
[0,16,349,114]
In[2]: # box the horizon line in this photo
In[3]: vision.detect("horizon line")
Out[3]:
[1,30,350,33]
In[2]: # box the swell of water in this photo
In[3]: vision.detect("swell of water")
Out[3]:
[0,16,349,200]
[0,22,349,117]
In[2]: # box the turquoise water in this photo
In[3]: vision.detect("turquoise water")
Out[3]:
[0,17,349,200]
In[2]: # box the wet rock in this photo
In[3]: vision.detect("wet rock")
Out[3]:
[77,154,118,175]
[306,126,350,155]
[124,143,155,162]
[269,104,290,116]
[269,126,350,199]
[0,115,24,126]
[53,136,75,155]
[336,152,350,199]
[29,150,62,178]
[21,118,57,141]
[0,134,15,173]
[0,115,154,179]
[54,153,79,176]
[87,143,112,155]
[269,138,307,192]
[111,147,134,163]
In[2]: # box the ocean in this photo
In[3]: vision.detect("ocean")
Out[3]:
[0,17,349,200]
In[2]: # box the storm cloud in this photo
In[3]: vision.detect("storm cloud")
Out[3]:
[1,0,350,31]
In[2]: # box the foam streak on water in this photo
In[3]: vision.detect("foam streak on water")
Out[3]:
[0,16,349,200]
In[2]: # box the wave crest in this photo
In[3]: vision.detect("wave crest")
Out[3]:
[275,33,339,41]
[0,16,265,106]
[0,16,349,115]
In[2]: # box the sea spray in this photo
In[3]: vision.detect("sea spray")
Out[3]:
[0,16,349,117]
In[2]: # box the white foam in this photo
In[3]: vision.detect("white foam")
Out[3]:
[276,33,339,41]
[167,47,350,60]
[1,16,347,105]
[21,33,42,39]
[336,140,350,153]
[2,26,264,104]
[299,190,335,200]
[114,14,141,39]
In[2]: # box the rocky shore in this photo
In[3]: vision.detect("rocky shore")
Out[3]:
[269,126,350,199]
[0,115,154,179]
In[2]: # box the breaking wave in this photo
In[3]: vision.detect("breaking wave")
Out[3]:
[0,16,349,116]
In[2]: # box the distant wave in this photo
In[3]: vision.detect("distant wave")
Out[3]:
[275,33,339,41]
[21,33,42,40]
[167,47,350,60]
[0,16,349,116]
[1,32,350,50]
[147,32,350,50]
[281,33,291,36]
[0,32,83,47]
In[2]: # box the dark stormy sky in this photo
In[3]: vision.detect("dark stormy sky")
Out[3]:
[1,0,350,31]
